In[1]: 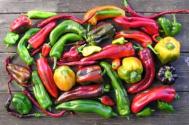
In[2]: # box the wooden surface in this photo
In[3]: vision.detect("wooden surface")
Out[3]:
[0,0,189,125]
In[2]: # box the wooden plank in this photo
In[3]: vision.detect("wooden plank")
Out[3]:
[0,52,189,92]
[0,92,188,125]
[0,0,189,13]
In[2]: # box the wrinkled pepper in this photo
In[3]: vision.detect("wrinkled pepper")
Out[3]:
[100,61,130,116]
[157,101,174,112]
[41,43,51,57]
[56,84,110,103]
[118,57,143,84]
[28,21,56,49]
[26,10,57,19]
[131,86,176,113]
[4,32,19,47]
[36,55,58,98]
[81,43,135,62]
[99,95,115,107]
[17,28,40,65]
[136,107,155,117]
[154,37,180,64]
[11,93,32,115]
[53,66,76,91]
[32,71,52,109]
[84,5,125,25]
[49,20,86,46]
[76,65,103,85]
[10,15,32,33]
[79,45,102,57]
[56,100,117,118]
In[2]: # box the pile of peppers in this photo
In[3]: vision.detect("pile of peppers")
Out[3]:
[4,0,187,119]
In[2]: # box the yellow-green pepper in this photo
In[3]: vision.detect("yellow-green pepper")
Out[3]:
[118,57,143,84]
[154,37,180,64]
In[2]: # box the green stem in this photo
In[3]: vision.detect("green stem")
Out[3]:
[123,0,129,7]
[147,44,158,55]
[53,57,57,70]
[27,44,32,50]
[133,44,143,51]
[172,14,177,23]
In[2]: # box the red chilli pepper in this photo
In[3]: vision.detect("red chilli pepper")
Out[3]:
[36,55,58,98]
[42,44,51,57]
[10,15,32,33]
[131,86,176,113]
[81,43,135,62]
[28,22,56,49]
[57,61,97,66]
[128,48,155,94]
[100,95,115,106]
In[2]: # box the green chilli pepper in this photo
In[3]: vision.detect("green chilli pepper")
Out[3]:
[170,15,182,36]
[49,20,86,46]
[79,45,102,57]
[56,100,117,118]
[11,93,32,115]
[157,101,174,112]
[32,71,52,109]
[100,61,130,116]
[112,37,127,45]
[4,32,19,47]
[26,10,57,19]
[136,107,155,117]
[17,28,40,65]
[50,33,83,69]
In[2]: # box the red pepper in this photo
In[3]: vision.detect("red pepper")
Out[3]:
[131,86,176,113]
[114,16,159,38]
[81,43,135,62]
[10,15,32,33]
[112,58,121,70]
[57,60,97,66]
[128,48,155,94]
[36,55,58,98]
[56,84,110,103]
[100,95,115,107]
[42,44,51,57]
[28,22,56,49]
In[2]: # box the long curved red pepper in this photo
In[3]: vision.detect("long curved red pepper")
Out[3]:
[28,22,56,49]
[128,48,155,94]
[81,43,135,62]
[131,86,176,113]
[42,44,51,57]
[36,56,58,98]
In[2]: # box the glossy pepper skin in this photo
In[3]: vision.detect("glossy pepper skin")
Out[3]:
[136,107,155,117]
[99,95,115,107]
[128,48,155,94]
[49,20,86,46]
[41,44,51,57]
[53,66,76,91]
[131,86,176,113]
[28,21,56,49]
[118,57,143,84]
[112,58,121,70]
[32,71,52,109]
[81,43,135,62]
[6,63,30,86]
[17,28,40,65]
[50,33,83,69]
[157,65,178,85]
[4,32,19,47]
[56,100,117,118]
[86,23,116,45]
[56,84,110,103]
[154,37,180,64]
[84,5,125,25]
[10,15,32,33]
[76,65,103,85]
[26,10,57,19]
[11,93,32,115]
[100,61,130,116]
[36,56,58,98]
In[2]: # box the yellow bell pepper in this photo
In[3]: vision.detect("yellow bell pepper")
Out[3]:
[154,37,180,64]
[53,66,75,91]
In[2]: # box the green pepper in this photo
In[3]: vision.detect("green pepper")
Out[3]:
[118,57,143,84]
[11,93,32,115]
[32,71,52,109]
[49,20,86,46]
[157,101,174,112]
[56,100,117,118]
[26,10,57,19]
[50,33,83,69]
[136,107,155,117]
[170,15,182,36]
[154,37,180,64]
[17,28,40,65]
[4,32,19,47]
[112,37,127,45]
[100,61,130,116]
[79,45,102,57]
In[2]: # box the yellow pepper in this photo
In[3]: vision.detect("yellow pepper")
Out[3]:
[154,37,180,64]
[53,66,75,91]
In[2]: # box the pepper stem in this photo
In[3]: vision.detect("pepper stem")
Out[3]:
[147,44,158,55]
[133,44,143,51]
[123,0,129,7]
[53,57,57,70]
[27,44,32,50]
[103,84,110,92]
[172,14,177,24]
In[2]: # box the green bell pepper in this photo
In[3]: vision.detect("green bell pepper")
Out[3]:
[4,32,19,47]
